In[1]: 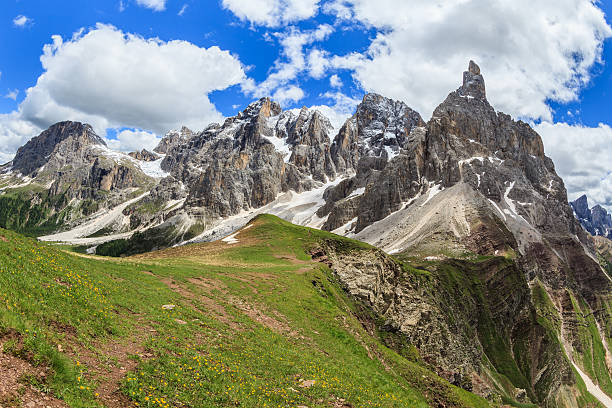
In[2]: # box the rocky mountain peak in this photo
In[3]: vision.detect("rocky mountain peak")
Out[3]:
[460,60,486,99]
[10,121,105,176]
[154,126,195,154]
[571,194,591,220]
[351,93,424,157]
[287,107,334,146]
[239,97,282,120]
[571,194,612,238]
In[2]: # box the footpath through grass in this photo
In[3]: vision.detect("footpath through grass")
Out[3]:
[0,214,491,408]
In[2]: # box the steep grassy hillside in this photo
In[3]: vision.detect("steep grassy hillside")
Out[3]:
[0,214,491,408]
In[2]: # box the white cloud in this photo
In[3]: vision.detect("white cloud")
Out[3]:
[307,49,330,79]
[244,24,333,98]
[105,129,161,152]
[308,91,360,133]
[321,1,352,20]
[13,15,32,27]
[5,90,18,101]
[135,0,166,11]
[535,122,612,210]
[0,24,246,161]
[221,0,320,27]
[0,112,41,164]
[272,85,305,106]
[322,0,611,121]
[178,4,188,16]
[329,74,342,88]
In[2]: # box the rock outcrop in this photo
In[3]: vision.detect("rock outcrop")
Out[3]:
[128,149,159,162]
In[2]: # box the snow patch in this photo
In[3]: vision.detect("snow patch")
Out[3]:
[139,157,169,178]
[503,182,518,218]
[221,232,239,244]
[261,134,292,163]
[488,199,507,221]
[187,177,345,245]
[425,256,442,261]
[346,187,365,200]
[94,145,168,178]
[458,156,484,166]
[332,217,358,235]
[572,363,612,407]
[384,145,399,160]
[421,184,442,207]
[487,156,504,165]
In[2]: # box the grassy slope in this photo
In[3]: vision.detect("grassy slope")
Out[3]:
[0,214,491,408]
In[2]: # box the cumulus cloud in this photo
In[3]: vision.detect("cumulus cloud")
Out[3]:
[105,129,161,152]
[221,0,320,27]
[329,74,342,88]
[0,24,246,162]
[272,85,305,106]
[308,91,360,133]
[13,15,32,27]
[323,0,611,121]
[307,49,330,79]
[135,0,166,11]
[243,24,333,98]
[0,113,41,164]
[535,122,612,210]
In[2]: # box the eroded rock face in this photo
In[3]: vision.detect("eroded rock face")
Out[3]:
[308,62,611,407]
[152,98,341,223]
[330,93,425,174]
[11,121,106,177]
[154,126,195,155]
[316,240,573,406]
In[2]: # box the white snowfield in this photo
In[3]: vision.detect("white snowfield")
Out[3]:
[93,145,169,178]
[39,192,149,245]
[221,232,239,244]
[138,157,170,178]
[573,362,612,407]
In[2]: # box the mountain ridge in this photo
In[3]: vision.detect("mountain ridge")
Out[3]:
[1,61,612,407]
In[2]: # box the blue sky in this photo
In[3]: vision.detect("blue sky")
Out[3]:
[1,0,612,206]
[0,0,375,120]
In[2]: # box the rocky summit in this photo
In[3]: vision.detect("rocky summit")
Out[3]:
[1,62,612,407]
[571,194,612,239]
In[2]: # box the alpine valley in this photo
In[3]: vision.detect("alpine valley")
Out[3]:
[1,62,612,408]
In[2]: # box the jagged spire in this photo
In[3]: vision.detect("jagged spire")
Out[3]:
[460,60,486,100]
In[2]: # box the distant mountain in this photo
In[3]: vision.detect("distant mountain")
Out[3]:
[570,194,612,239]
[1,61,612,407]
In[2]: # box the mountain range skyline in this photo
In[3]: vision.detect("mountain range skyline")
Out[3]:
[1,0,612,210]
